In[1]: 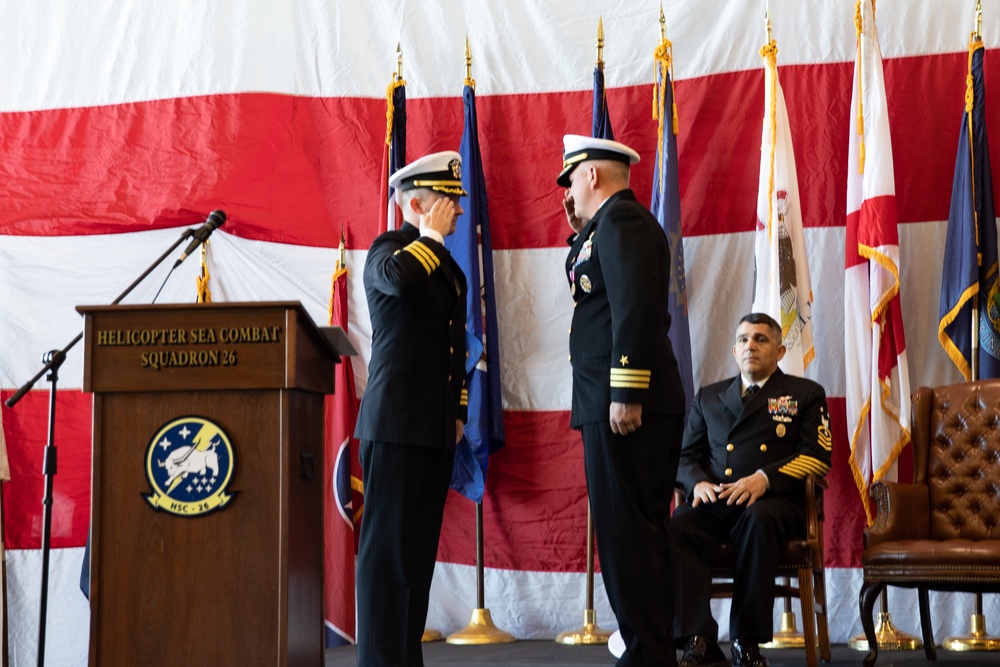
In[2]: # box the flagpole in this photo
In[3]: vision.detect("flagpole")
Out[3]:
[942,4,1000,651]
[757,8,806,650]
[445,39,515,646]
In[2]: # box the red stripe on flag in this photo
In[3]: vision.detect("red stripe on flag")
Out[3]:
[1,52,994,249]
[1,389,92,549]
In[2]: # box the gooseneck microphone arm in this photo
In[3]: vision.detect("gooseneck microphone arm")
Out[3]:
[5,214,220,408]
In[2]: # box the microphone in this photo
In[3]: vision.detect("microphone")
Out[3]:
[173,210,226,268]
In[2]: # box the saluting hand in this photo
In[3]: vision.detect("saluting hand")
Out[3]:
[563,192,584,233]
[420,197,460,238]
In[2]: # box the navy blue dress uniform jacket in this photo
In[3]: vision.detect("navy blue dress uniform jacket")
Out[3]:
[565,189,685,427]
[354,222,468,450]
[676,368,832,498]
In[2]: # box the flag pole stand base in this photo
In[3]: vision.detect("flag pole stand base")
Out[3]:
[763,612,807,649]
[446,608,516,645]
[848,612,922,651]
[555,609,612,645]
[421,628,443,643]
[943,614,1000,651]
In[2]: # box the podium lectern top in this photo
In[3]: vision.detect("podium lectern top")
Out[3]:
[77,301,349,394]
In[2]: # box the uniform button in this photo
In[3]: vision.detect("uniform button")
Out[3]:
[568,327,572,334]
[725,468,733,477]
[449,319,453,325]
[448,374,452,381]
[450,346,454,354]
[568,354,572,361]
[726,443,734,452]
[760,444,768,452]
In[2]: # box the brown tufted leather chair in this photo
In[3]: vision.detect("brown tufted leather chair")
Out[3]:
[701,474,831,667]
[859,380,1000,667]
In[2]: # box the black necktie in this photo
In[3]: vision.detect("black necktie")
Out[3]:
[743,384,760,404]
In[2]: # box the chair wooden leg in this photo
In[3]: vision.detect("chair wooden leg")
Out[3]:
[918,587,936,663]
[797,568,818,667]
[860,581,885,667]
[813,567,831,662]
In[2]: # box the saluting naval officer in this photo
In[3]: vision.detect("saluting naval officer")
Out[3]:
[560,134,686,667]
[672,313,832,667]
[354,151,469,667]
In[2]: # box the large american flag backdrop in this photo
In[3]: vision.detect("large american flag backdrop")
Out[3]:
[1,1,999,663]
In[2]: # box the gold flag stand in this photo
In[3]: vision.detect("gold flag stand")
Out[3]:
[943,594,1000,651]
[556,507,612,645]
[849,592,922,651]
[421,628,443,643]
[446,503,515,645]
[763,580,806,649]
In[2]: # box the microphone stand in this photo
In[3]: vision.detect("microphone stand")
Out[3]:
[5,224,202,667]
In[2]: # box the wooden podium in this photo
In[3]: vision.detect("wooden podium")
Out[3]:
[79,302,347,667]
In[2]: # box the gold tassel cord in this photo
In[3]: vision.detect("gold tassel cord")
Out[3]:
[196,241,212,304]
[967,36,981,257]
[760,40,778,244]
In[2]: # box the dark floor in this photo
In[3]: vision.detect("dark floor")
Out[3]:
[325,641,1000,666]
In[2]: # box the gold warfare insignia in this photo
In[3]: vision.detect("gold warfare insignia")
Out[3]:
[776,423,786,438]
[580,274,592,293]
[144,416,237,517]
[449,158,462,180]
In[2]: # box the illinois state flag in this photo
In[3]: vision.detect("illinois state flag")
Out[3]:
[844,0,910,524]
[938,36,999,381]
[752,38,814,375]
[324,253,362,646]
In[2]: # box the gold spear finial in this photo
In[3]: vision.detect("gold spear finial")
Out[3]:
[976,0,983,40]
[766,2,773,43]
[465,35,475,87]
[596,16,605,67]
[394,43,403,81]
[659,4,666,42]
[337,224,346,271]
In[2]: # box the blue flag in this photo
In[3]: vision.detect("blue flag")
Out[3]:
[651,45,694,414]
[445,84,505,502]
[592,65,613,140]
[938,40,999,380]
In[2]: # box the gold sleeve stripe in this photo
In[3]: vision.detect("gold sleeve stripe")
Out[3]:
[403,245,433,273]
[610,369,651,378]
[610,379,651,389]
[404,241,440,273]
[778,456,831,478]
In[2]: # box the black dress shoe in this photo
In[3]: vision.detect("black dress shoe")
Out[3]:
[678,635,727,667]
[730,639,768,667]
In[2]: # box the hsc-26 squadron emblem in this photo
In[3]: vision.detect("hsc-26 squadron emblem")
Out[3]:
[143,416,237,517]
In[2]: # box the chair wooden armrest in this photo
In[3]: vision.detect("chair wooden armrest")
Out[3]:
[863,481,930,548]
